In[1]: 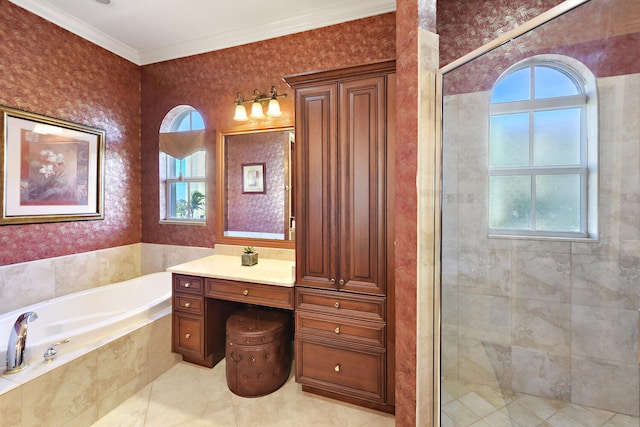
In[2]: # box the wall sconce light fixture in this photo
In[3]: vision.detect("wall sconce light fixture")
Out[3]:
[233,86,287,121]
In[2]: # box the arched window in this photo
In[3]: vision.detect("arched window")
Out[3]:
[159,106,206,222]
[488,55,597,238]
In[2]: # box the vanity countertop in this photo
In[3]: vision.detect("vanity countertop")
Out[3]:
[167,254,295,287]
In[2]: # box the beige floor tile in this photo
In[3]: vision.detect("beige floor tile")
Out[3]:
[603,413,640,427]
[459,392,499,418]
[546,404,615,427]
[93,361,395,427]
[513,394,565,420]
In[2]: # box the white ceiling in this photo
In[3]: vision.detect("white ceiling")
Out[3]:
[9,0,396,66]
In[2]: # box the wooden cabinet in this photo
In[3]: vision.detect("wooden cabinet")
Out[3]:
[172,274,236,367]
[206,278,294,310]
[172,273,294,368]
[284,60,395,413]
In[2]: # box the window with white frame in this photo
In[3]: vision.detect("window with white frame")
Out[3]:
[488,56,597,238]
[159,106,206,222]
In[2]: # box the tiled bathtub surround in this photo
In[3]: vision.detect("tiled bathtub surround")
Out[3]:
[0,243,215,316]
[0,243,217,426]
[441,73,640,416]
[0,314,179,426]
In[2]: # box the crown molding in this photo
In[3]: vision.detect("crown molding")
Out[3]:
[9,0,395,66]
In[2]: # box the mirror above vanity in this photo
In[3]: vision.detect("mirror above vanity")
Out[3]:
[216,126,295,250]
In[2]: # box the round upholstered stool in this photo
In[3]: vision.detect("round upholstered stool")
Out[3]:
[225,307,291,397]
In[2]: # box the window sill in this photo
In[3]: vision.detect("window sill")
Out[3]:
[159,219,206,226]
[488,233,597,243]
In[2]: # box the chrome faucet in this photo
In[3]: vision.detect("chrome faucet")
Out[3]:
[5,312,38,374]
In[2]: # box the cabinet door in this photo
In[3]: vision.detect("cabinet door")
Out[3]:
[295,83,338,290]
[337,76,387,295]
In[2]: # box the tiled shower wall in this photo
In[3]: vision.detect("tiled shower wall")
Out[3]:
[441,73,640,416]
[0,243,215,316]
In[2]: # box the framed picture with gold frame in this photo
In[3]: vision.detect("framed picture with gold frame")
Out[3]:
[0,106,105,225]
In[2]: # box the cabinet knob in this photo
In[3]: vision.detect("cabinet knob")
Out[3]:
[184,282,190,288]
[329,278,336,285]
[184,302,191,308]
[334,327,340,334]
[184,333,191,339]
[334,364,340,372]
[334,302,340,309]
[339,279,345,286]
[243,289,249,296]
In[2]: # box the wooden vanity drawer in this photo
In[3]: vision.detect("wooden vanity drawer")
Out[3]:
[206,278,294,310]
[173,275,203,295]
[296,311,385,347]
[295,287,385,322]
[173,312,204,358]
[174,294,203,315]
[296,338,385,403]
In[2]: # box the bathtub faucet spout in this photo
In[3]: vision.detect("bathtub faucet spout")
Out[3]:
[5,312,38,374]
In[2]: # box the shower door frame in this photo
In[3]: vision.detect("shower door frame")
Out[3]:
[430,0,592,425]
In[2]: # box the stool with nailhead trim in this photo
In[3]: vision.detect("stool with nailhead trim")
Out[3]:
[225,307,291,397]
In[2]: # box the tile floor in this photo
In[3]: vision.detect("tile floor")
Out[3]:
[441,378,640,427]
[92,360,395,427]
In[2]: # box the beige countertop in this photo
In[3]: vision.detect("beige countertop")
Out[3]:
[167,254,295,287]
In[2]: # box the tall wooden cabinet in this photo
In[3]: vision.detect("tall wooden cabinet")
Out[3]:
[284,60,395,414]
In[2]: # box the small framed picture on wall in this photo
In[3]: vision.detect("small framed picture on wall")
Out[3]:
[242,163,265,194]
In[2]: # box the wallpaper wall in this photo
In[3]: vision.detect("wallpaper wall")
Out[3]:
[437,0,565,67]
[0,1,141,265]
[441,0,640,94]
[139,12,397,246]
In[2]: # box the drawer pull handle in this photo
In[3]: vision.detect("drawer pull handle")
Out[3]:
[243,289,249,296]
[334,327,340,334]
[184,302,191,308]
[184,333,191,339]
[339,279,345,286]
[184,282,190,288]
[334,364,340,372]
[334,302,340,309]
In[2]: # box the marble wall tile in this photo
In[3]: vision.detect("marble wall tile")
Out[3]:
[511,250,571,303]
[140,243,165,274]
[162,245,216,269]
[457,248,511,297]
[572,254,639,310]
[441,246,459,292]
[441,330,459,379]
[512,299,571,355]
[511,239,571,254]
[441,289,458,332]
[597,74,640,144]
[0,259,55,315]
[97,330,148,399]
[53,250,100,297]
[98,244,141,286]
[511,346,571,401]
[458,293,510,345]
[571,357,640,416]
[0,386,22,426]
[458,338,511,390]
[572,305,639,365]
[21,353,98,426]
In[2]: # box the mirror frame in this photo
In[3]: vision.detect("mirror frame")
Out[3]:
[216,124,295,250]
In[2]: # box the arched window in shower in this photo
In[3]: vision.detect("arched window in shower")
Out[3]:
[488,56,598,239]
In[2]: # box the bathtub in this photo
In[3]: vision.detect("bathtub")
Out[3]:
[0,271,172,390]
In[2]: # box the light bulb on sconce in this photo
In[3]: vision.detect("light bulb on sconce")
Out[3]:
[250,99,265,119]
[233,93,249,121]
[233,86,286,121]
